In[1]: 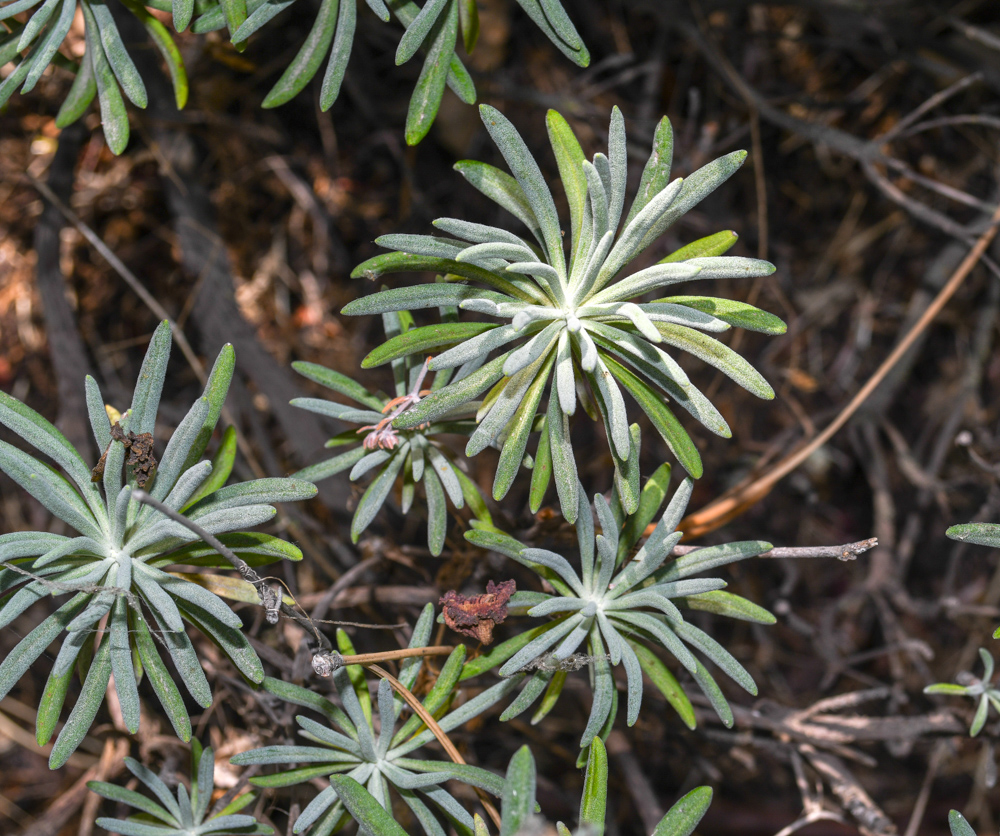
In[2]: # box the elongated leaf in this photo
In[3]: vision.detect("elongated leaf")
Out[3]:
[580,736,608,834]
[514,0,588,66]
[659,230,738,263]
[55,49,97,129]
[329,776,407,836]
[261,0,338,108]
[49,630,112,768]
[404,0,457,145]
[363,322,496,368]
[652,787,713,836]
[130,607,192,740]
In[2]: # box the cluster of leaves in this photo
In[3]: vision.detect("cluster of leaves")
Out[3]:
[232,605,521,836]
[291,310,489,555]
[463,464,774,750]
[0,0,586,152]
[328,734,713,836]
[925,647,1000,737]
[89,740,272,835]
[345,105,784,522]
[0,321,314,767]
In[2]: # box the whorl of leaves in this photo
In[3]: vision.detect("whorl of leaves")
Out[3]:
[0,320,315,767]
[89,740,272,835]
[463,464,774,749]
[346,105,785,521]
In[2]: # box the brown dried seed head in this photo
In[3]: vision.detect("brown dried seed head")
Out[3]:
[439,579,516,645]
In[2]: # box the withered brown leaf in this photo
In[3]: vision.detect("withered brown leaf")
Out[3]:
[90,422,158,488]
[439,579,515,645]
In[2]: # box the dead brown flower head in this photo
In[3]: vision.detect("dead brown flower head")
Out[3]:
[439,579,516,645]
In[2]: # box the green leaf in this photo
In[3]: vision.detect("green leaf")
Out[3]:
[619,463,671,563]
[129,321,171,435]
[950,811,978,836]
[514,0,588,66]
[651,787,713,836]
[50,629,113,768]
[681,590,776,624]
[655,323,774,400]
[453,161,543,250]
[630,640,695,729]
[131,608,192,740]
[55,49,97,128]
[459,621,557,681]
[293,360,385,410]
[220,0,247,43]
[499,746,536,836]
[328,776,408,836]
[480,104,565,282]
[87,0,147,107]
[261,0,338,108]
[924,683,971,696]
[656,295,786,335]
[319,0,354,109]
[182,425,237,510]
[394,352,510,430]
[458,0,478,52]
[528,413,552,513]
[603,354,704,479]
[580,736,608,835]
[121,0,188,108]
[87,781,178,827]
[0,441,104,539]
[404,0,457,145]
[494,350,554,500]
[546,110,587,264]
[947,523,1000,549]
[351,448,407,541]
[659,230,738,263]
[363,322,496,368]
[395,0,447,64]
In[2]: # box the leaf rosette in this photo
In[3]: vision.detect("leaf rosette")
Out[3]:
[233,605,521,836]
[462,464,775,748]
[345,105,785,522]
[291,309,488,555]
[89,740,272,835]
[0,320,315,767]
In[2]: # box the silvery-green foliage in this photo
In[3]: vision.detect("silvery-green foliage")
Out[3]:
[949,811,977,836]
[925,648,1000,737]
[232,605,521,836]
[89,740,272,835]
[345,105,785,522]
[470,740,713,836]
[291,309,488,556]
[0,0,188,154]
[464,464,774,748]
[194,0,587,145]
[0,320,316,768]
